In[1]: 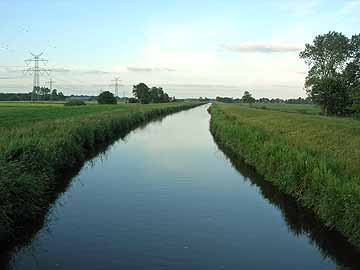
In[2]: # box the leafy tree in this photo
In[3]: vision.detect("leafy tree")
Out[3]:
[133,83,151,104]
[51,89,58,100]
[133,83,172,103]
[299,31,357,115]
[97,91,117,104]
[57,92,66,101]
[242,91,255,104]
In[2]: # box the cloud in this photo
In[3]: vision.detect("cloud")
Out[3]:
[51,68,71,73]
[340,0,360,15]
[221,43,304,53]
[0,76,24,80]
[82,70,113,74]
[127,67,176,72]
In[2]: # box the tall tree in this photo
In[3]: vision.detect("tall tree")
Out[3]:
[242,91,255,104]
[133,83,151,104]
[300,32,352,115]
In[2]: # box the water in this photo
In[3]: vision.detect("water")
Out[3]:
[2,105,359,269]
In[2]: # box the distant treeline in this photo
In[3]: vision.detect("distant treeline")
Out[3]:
[215,96,312,104]
[0,88,67,101]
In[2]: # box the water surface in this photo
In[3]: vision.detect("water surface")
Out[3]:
[3,105,359,270]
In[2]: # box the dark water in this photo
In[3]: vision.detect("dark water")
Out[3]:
[2,105,360,269]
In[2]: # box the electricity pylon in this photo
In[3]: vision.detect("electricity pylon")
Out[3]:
[24,53,51,100]
[111,77,121,98]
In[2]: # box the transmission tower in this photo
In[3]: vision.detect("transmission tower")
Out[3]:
[24,53,51,100]
[46,78,55,90]
[111,77,121,98]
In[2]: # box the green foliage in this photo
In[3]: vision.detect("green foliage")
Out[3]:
[251,103,321,115]
[0,102,201,242]
[64,100,86,106]
[97,91,117,104]
[209,104,360,246]
[133,83,151,104]
[241,91,255,104]
[132,83,173,103]
[300,31,360,116]
[128,97,138,103]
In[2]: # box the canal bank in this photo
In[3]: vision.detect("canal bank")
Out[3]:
[1,105,359,269]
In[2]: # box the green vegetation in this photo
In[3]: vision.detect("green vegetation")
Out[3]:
[250,103,321,115]
[241,91,255,104]
[0,101,201,242]
[132,83,174,104]
[209,103,360,246]
[64,100,86,106]
[97,91,117,104]
[300,31,360,116]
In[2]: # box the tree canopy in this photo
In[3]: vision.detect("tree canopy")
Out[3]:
[242,91,255,104]
[300,31,360,115]
[97,91,117,104]
[132,83,172,104]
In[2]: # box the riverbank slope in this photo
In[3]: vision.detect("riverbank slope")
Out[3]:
[0,102,202,243]
[209,103,360,246]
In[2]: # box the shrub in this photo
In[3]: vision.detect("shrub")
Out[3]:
[128,97,138,103]
[98,91,117,104]
[64,100,86,106]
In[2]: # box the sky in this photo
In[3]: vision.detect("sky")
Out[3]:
[0,0,359,98]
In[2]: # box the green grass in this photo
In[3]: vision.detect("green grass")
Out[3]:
[209,103,360,246]
[250,103,321,115]
[0,101,201,242]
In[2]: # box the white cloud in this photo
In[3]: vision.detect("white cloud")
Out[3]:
[221,43,304,53]
[127,67,176,72]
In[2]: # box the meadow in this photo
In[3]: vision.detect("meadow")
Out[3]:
[250,103,322,115]
[0,101,201,243]
[209,103,360,246]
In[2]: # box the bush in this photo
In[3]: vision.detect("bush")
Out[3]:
[128,97,138,103]
[64,100,86,106]
[98,91,117,104]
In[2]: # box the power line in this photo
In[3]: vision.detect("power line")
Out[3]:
[23,52,51,100]
[46,78,55,90]
[111,77,121,97]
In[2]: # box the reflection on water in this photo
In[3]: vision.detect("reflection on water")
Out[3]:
[0,105,358,270]
[214,141,360,270]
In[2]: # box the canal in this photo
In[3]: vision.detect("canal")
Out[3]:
[2,104,359,269]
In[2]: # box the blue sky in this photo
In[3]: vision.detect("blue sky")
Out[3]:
[0,0,359,98]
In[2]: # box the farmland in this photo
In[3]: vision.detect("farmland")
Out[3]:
[250,103,322,115]
[209,103,360,246]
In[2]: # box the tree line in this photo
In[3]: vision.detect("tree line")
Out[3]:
[0,88,66,101]
[132,83,175,104]
[216,92,312,104]
[300,31,360,116]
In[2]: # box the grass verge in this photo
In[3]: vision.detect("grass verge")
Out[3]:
[209,103,360,246]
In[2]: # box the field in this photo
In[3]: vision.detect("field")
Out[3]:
[0,101,201,243]
[250,103,322,115]
[209,103,360,246]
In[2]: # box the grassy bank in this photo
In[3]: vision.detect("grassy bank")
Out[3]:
[0,101,202,243]
[209,103,360,246]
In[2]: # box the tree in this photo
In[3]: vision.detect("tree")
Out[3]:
[133,83,172,103]
[242,91,255,104]
[133,83,151,104]
[51,89,58,101]
[97,91,117,104]
[300,31,352,115]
